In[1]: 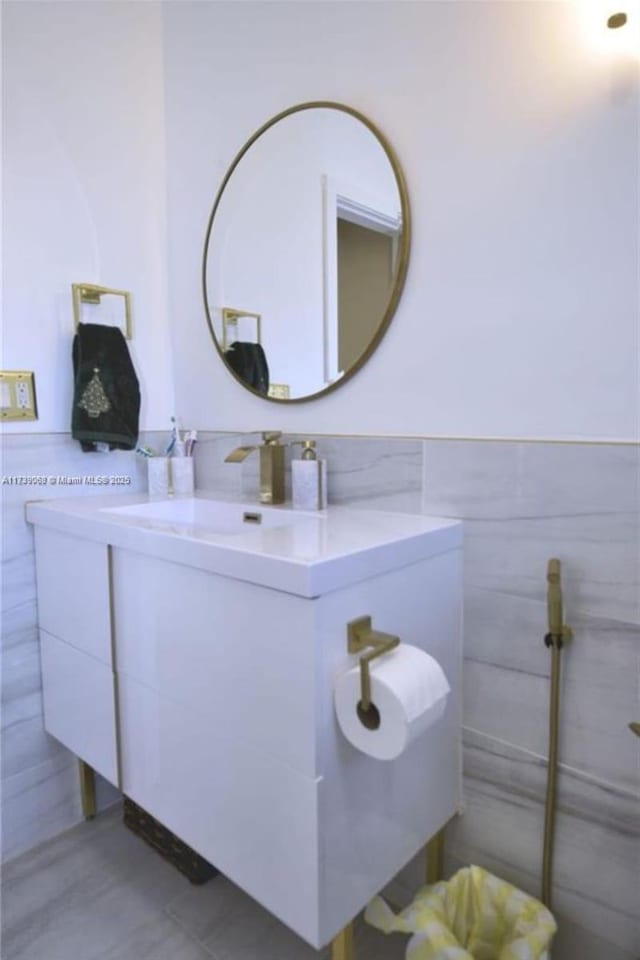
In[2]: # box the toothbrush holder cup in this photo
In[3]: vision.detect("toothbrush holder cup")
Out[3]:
[172,457,195,497]
[147,457,171,497]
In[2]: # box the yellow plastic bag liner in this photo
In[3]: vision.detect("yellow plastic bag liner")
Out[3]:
[365,865,557,960]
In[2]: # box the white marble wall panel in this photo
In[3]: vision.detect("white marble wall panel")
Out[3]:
[422,439,639,624]
[315,437,423,504]
[463,597,639,791]
[192,433,245,496]
[193,433,424,509]
[446,730,639,956]
[1,432,161,862]
[1,753,81,862]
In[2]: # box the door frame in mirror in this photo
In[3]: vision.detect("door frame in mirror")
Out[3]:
[202,101,411,404]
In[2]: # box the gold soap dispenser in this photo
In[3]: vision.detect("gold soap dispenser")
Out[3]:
[291,440,327,511]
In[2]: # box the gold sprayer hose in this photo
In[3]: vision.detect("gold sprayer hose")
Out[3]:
[542,639,561,909]
[542,559,572,910]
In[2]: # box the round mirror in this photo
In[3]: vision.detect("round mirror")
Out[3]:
[202,102,410,402]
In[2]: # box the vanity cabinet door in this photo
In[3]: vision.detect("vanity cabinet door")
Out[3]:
[40,630,119,785]
[112,550,318,776]
[34,527,112,665]
[33,527,118,787]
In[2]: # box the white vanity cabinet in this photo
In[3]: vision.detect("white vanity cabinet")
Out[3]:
[34,527,119,785]
[29,495,462,950]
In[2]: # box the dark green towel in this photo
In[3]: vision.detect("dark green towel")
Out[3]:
[225,341,269,395]
[72,323,140,451]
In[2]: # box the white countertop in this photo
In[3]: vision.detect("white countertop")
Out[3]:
[26,492,462,598]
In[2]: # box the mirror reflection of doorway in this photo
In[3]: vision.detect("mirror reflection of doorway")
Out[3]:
[337,218,395,373]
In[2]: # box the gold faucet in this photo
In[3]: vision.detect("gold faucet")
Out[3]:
[225,431,286,504]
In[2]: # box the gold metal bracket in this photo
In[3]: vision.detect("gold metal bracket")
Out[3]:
[222,307,261,352]
[545,558,573,649]
[72,283,133,340]
[347,616,400,725]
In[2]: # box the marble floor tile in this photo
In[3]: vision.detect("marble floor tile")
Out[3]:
[353,919,409,960]
[166,874,327,959]
[1,807,189,960]
[167,875,407,960]
[95,912,214,960]
[3,809,410,960]
[3,752,121,864]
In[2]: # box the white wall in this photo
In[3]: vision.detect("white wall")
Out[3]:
[164,0,638,441]
[2,0,175,434]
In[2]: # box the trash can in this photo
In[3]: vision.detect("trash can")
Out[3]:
[365,865,557,960]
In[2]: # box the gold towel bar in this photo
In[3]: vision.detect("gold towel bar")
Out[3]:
[222,307,261,351]
[72,283,133,340]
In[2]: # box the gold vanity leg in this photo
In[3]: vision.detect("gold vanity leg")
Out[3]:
[425,827,445,884]
[331,921,355,960]
[78,759,97,820]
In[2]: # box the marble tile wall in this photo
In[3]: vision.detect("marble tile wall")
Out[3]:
[1,432,163,862]
[195,432,639,959]
[3,431,638,959]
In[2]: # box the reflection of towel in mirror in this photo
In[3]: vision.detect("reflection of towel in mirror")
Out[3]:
[225,341,269,395]
[71,323,141,451]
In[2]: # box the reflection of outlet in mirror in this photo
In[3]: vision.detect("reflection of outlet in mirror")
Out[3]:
[268,383,290,400]
[0,371,37,420]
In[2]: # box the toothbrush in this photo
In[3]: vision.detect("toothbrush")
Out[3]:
[186,430,198,457]
[165,417,178,456]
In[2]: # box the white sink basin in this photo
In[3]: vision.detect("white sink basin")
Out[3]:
[26,493,461,598]
[103,498,309,536]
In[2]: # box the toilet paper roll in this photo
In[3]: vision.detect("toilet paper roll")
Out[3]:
[334,645,450,761]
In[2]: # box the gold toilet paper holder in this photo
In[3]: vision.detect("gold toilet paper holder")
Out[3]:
[347,616,400,727]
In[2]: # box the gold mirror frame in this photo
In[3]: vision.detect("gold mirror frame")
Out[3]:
[202,101,411,404]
